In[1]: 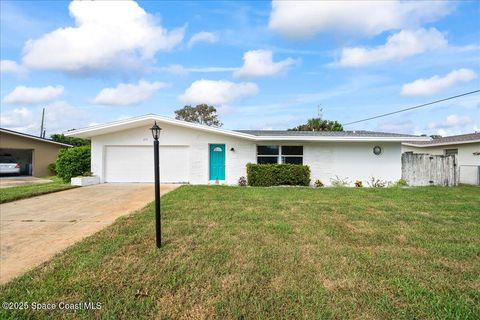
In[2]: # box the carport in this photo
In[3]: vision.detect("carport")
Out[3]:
[0,128,71,177]
[0,148,33,175]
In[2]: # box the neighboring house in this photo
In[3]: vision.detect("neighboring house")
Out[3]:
[65,114,429,185]
[0,128,72,177]
[402,132,480,185]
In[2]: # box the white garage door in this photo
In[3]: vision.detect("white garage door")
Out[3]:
[105,146,189,183]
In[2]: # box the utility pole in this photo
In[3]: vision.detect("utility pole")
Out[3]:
[40,108,45,137]
[317,104,323,118]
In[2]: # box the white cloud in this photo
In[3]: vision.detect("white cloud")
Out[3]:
[43,101,88,133]
[339,28,447,67]
[22,0,185,72]
[179,79,258,105]
[0,60,27,75]
[428,114,473,130]
[2,85,64,104]
[187,31,218,48]
[401,68,477,96]
[268,0,452,39]
[92,80,168,106]
[160,64,190,75]
[159,64,237,75]
[0,102,92,135]
[233,50,297,78]
[0,107,36,132]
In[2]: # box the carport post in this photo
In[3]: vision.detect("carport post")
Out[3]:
[150,122,162,248]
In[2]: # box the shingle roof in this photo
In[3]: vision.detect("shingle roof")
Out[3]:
[403,132,480,146]
[234,130,420,138]
[65,114,429,141]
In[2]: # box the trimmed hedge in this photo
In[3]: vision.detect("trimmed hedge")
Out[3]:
[56,146,91,183]
[246,163,311,186]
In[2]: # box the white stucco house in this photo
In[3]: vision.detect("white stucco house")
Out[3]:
[65,114,429,186]
[402,132,480,185]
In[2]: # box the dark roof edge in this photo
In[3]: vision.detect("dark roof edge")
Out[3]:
[234,130,421,138]
[402,132,480,146]
[0,128,73,147]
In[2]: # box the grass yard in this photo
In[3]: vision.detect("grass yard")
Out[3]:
[0,176,77,203]
[1,185,479,319]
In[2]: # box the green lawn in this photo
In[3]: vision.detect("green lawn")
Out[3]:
[1,186,479,319]
[0,176,77,203]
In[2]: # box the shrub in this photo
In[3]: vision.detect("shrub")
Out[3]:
[56,146,91,183]
[330,175,350,187]
[47,163,57,175]
[314,179,324,188]
[354,180,363,188]
[246,163,310,187]
[393,178,409,187]
[238,176,247,187]
[367,177,387,188]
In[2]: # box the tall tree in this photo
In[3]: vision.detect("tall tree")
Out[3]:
[288,118,343,131]
[50,133,90,147]
[174,104,223,127]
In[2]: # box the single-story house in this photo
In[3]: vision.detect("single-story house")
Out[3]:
[65,114,429,185]
[0,128,72,176]
[402,132,480,185]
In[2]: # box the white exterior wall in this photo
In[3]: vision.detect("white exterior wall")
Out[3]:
[91,123,256,184]
[91,122,403,185]
[304,141,401,186]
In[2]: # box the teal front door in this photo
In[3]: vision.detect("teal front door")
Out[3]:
[209,144,225,180]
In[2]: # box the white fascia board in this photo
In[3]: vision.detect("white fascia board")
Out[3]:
[402,139,480,147]
[65,114,257,140]
[254,136,431,142]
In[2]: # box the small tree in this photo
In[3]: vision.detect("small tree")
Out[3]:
[174,104,222,127]
[51,133,90,147]
[56,146,91,183]
[288,118,343,131]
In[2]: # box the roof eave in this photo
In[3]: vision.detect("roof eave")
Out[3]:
[64,114,429,142]
[64,114,257,140]
[255,136,430,142]
[403,139,480,147]
[0,128,73,147]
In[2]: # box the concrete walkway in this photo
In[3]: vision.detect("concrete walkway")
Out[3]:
[0,183,179,284]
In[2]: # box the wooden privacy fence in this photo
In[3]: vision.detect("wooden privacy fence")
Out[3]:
[401,153,458,186]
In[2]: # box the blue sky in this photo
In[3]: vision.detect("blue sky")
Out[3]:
[1,0,479,136]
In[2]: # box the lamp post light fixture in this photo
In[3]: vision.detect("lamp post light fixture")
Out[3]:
[150,121,162,248]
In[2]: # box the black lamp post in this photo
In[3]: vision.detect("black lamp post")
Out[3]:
[150,121,162,248]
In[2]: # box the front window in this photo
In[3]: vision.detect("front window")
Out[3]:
[257,145,303,164]
[257,145,279,164]
[257,145,279,155]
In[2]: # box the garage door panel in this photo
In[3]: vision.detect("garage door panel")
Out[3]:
[105,146,189,183]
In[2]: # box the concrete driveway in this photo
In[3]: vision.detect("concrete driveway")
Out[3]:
[0,183,179,284]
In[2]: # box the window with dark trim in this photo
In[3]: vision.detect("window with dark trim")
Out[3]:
[445,149,458,156]
[257,145,279,164]
[257,145,303,164]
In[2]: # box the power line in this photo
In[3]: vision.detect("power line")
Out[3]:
[343,89,480,126]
